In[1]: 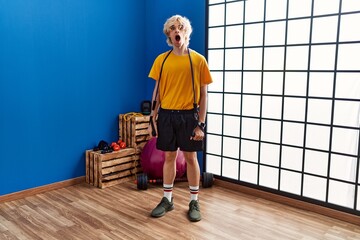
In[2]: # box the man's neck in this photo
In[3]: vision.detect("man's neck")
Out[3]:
[172,45,189,56]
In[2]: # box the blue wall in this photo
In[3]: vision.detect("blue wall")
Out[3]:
[0,0,206,195]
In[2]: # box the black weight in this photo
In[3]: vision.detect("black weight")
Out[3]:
[202,172,214,188]
[137,173,148,190]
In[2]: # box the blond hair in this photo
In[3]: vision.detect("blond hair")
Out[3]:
[163,15,192,47]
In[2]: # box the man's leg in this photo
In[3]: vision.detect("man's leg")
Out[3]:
[151,151,177,218]
[183,151,201,222]
[183,151,200,187]
[162,151,177,201]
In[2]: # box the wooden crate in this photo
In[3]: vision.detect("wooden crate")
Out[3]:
[85,148,142,189]
[119,114,151,153]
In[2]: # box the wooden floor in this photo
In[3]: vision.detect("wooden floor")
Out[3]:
[1,181,360,240]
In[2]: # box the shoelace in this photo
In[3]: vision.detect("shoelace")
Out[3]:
[158,198,170,208]
[190,202,199,211]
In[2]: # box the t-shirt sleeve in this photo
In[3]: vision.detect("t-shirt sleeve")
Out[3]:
[200,57,213,86]
[148,55,161,81]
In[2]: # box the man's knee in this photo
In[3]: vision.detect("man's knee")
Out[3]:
[164,151,178,163]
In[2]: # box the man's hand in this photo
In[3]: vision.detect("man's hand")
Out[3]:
[190,126,204,141]
[148,116,158,137]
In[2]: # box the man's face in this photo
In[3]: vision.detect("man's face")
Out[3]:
[168,21,186,47]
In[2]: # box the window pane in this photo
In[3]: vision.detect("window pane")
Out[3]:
[262,96,282,119]
[340,13,360,41]
[261,120,281,143]
[266,0,287,21]
[208,49,224,70]
[288,0,312,18]
[281,146,303,171]
[328,180,355,209]
[224,93,241,115]
[226,25,243,48]
[264,47,284,70]
[225,49,242,70]
[243,72,261,94]
[313,0,340,16]
[304,150,329,176]
[303,175,327,201]
[241,117,260,140]
[206,154,222,175]
[224,115,240,137]
[223,137,239,159]
[240,161,258,184]
[265,21,286,46]
[208,71,223,92]
[226,1,244,25]
[259,166,278,190]
[241,140,259,163]
[243,48,262,70]
[244,23,263,47]
[260,143,280,167]
[306,125,331,151]
[287,19,311,44]
[335,73,360,99]
[310,45,336,70]
[331,127,359,155]
[206,134,222,155]
[308,72,334,98]
[224,71,241,93]
[330,154,357,182]
[222,158,239,180]
[284,72,308,96]
[283,97,306,121]
[207,114,223,135]
[282,122,304,147]
[209,4,225,27]
[312,16,338,43]
[242,95,261,117]
[286,46,309,70]
[263,72,283,95]
[333,100,360,127]
[245,0,264,23]
[307,99,333,125]
[209,0,224,4]
[208,27,224,48]
[208,92,223,113]
[342,0,360,12]
[337,43,360,70]
[280,170,302,195]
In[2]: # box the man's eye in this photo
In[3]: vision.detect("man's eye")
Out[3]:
[179,25,184,30]
[170,26,176,31]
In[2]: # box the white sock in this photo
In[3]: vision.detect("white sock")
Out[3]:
[189,185,199,201]
[163,183,173,202]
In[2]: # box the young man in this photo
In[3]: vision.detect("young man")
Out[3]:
[148,15,213,222]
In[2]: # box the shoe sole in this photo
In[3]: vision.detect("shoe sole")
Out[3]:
[189,216,201,222]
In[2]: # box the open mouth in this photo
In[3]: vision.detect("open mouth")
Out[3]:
[175,35,181,42]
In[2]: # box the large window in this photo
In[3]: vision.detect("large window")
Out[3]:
[206,0,360,214]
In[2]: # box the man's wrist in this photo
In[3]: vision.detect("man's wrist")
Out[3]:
[197,121,206,132]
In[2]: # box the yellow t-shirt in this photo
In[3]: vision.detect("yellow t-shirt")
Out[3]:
[148,49,213,110]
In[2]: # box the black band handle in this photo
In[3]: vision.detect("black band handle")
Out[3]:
[150,116,157,137]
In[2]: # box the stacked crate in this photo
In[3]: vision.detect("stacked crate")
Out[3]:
[118,114,151,153]
[85,113,151,189]
[85,148,141,189]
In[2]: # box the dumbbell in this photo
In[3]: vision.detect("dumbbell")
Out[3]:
[135,172,215,190]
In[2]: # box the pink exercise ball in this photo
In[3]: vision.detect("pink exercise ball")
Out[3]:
[140,138,186,179]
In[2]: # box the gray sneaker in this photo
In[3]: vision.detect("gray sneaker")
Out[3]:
[188,200,201,222]
[151,197,174,218]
